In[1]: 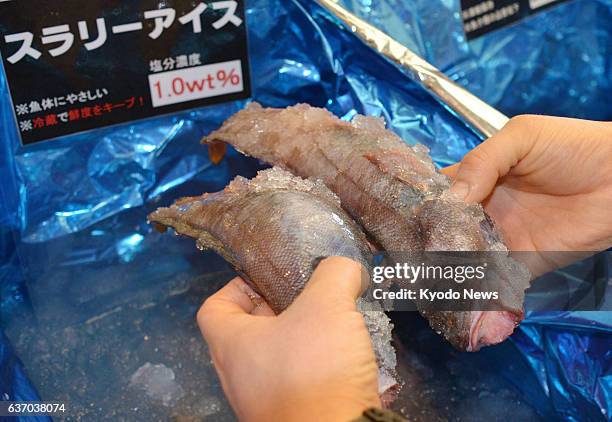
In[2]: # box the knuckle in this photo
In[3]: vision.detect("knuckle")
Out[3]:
[507,114,550,148]
[507,114,546,139]
[462,147,490,170]
[508,114,539,129]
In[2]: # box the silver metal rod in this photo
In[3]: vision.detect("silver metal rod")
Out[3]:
[316,0,509,138]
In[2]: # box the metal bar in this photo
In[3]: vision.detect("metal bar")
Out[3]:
[316,0,509,138]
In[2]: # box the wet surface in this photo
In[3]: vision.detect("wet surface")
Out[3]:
[6,271,542,421]
[390,312,542,422]
[5,271,235,421]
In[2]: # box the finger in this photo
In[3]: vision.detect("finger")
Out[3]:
[225,277,275,316]
[450,115,535,204]
[197,277,271,346]
[440,163,459,178]
[250,298,276,316]
[210,277,262,314]
[292,256,368,313]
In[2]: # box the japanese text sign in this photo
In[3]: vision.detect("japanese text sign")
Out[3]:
[0,0,251,145]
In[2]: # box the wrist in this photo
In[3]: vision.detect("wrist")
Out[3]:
[280,400,373,422]
[264,386,380,422]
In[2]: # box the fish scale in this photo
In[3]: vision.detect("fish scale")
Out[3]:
[203,102,531,351]
[149,167,400,401]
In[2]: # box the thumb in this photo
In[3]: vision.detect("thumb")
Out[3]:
[291,256,369,313]
[198,277,274,349]
[450,116,535,204]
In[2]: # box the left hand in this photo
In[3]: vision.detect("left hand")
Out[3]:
[441,115,612,274]
[197,257,381,422]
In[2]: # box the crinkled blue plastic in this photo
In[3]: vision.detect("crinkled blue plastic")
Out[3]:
[0,55,24,319]
[512,314,612,421]
[0,329,49,422]
[0,0,610,419]
[341,0,612,121]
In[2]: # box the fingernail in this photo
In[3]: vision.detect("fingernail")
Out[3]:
[450,181,470,201]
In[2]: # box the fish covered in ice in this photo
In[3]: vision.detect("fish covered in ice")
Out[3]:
[148,167,400,401]
[203,103,531,351]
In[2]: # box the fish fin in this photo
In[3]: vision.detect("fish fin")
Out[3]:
[151,222,168,233]
[206,140,227,165]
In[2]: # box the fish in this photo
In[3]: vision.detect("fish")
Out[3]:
[148,167,400,401]
[202,103,531,351]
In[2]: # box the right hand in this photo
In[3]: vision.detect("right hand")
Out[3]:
[197,257,380,422]
[441,115,612,273]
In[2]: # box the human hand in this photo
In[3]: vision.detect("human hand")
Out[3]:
[442,115,612,273]
[197,257,380,422]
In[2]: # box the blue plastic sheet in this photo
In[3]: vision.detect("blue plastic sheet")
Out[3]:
[0,330,49,422]
[0,72,24,319]
[340,0,612,121]
[0,0,610,419]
